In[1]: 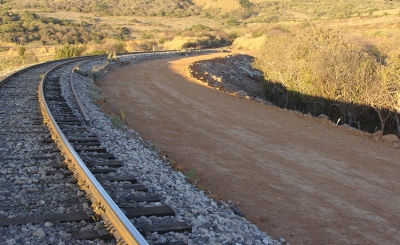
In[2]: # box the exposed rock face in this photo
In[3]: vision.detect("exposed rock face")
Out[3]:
[189,54,265,99]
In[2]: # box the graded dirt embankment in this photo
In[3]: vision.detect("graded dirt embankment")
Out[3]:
[100,52,400,245]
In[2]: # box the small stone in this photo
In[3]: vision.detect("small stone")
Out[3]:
[77,191,85,197]
[32,228,45,237]
[40,200,46,205]
[5,239,16,245]
[18,189,27,196]
[44,222,54,227]
[236,90,248,97]
[56,206,65,214]
[21,227,29,232]
[263,238,272,243]
[157,237,167,243]
[254,97,264,103]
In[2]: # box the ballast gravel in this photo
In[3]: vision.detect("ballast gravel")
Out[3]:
[64,51,284,245]
[0,62,113,245]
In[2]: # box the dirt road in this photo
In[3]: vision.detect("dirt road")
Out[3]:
[100,53,400,245]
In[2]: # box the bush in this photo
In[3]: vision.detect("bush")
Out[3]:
[226,18,240,27]
[238,0,251,9]
[253,27,396,132]
[190,24,212,32]
[109,40,127,54]
[17,46,26,58]
[54,44,86,59]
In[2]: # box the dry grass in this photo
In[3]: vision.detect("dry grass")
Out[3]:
[1,0,400,72]
[232,35,266,50]
[36,11,221,37]
[192,0,242,13]
[160,37,195,51]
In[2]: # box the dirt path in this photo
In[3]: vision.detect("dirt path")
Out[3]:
[100,53,400,245]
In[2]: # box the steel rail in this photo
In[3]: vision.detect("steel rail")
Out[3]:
[0,55,103,88]
[0,61,52,88]
[70,58,104,125]
[38,58,149,245]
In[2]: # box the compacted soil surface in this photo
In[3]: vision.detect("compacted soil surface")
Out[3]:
[99,52,400,245]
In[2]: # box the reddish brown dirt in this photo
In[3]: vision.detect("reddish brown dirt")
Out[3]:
[100,52,400,245]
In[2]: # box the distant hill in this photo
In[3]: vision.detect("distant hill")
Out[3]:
[2,0,400,21]
[4,0,202,17]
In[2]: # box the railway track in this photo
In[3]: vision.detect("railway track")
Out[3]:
[0,57,191,245]
[0,51,280,245]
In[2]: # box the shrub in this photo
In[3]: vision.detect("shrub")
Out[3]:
[17,46,26,59]
[238,0,251,9]
[141,32,154,39]
[109,40,127,54]
[54,44,86,59]
[226,18,240,27]
[190,24,212,32]
[253,27,398,132]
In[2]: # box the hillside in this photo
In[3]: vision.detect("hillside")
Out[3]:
[1,0,400,109]
[3,0,399,22]
[4,0,201,17]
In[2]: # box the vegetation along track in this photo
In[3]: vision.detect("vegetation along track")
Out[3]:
[0,55,194,245]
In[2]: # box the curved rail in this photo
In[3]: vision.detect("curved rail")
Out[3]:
[38,58,148,245]
[0,54,104,88]
[70,59,102,125]
[0,62,50,88]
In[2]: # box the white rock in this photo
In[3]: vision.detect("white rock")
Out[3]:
[32,228,45,237]
[56,206,65,214]
[44,221,54,227]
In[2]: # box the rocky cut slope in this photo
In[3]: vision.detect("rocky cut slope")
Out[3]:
[189,54,265,101]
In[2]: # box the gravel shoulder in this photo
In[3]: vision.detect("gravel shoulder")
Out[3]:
[99,52,400,245]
